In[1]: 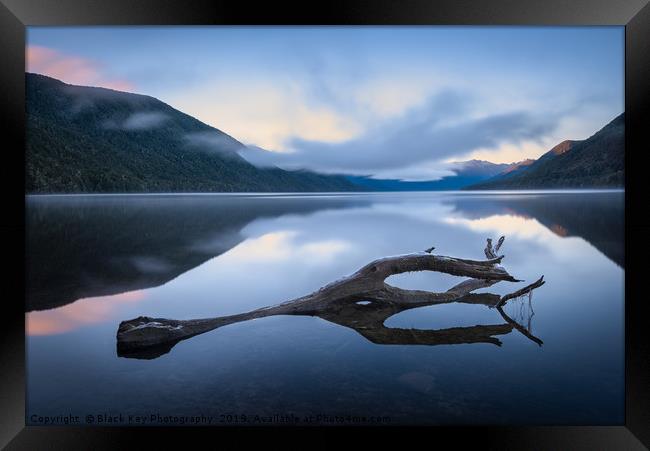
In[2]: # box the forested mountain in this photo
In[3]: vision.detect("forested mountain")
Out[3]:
[467,114,624,190]
[26,73,361,193]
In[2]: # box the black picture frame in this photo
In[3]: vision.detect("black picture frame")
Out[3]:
[1,0,649,448]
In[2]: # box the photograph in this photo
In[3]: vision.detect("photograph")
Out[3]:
[24,25,626,427]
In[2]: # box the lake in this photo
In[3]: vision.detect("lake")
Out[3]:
[25,191,624,425]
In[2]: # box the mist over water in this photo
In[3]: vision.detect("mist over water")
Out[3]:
[26,191,624,425]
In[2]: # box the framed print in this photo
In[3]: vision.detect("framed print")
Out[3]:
[1,0,649,448]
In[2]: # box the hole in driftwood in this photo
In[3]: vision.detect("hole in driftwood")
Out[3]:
[385,272,460,292]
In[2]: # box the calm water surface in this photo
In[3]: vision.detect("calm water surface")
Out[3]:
[26,192,624,425]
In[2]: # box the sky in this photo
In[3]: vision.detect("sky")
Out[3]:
[27,26,624,181]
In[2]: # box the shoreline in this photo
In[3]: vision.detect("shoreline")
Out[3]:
[25,189,625,198]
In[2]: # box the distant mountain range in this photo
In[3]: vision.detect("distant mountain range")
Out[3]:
[26,73,361,193]
[344,159,533,191]
[26,73,624,193]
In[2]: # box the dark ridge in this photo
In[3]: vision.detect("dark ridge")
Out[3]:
[26,73,363,193]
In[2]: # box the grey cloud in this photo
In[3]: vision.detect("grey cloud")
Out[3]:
[238,90,560,180]
[123,112,170,130]
[101,111,170,130]
[238,145,285,168]
[183,131,244,155]
[130,256,173,274]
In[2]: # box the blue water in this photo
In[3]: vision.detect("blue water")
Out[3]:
[25,191,624,425]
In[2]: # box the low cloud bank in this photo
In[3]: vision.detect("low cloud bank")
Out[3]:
[239,90,560,180]
[102,111,170,131]
[183,131,244,155]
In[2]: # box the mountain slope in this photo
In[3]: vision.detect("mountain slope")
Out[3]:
[467,114,624,190]
[26,73,361,193]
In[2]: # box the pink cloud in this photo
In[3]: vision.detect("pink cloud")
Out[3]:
[26,45,135,92]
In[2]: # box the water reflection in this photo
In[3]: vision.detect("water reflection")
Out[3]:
[26,289,148,336]
[225,231,352,264]
[26,192,623,337]
[25,192,624,425]
[117,252,546,360]
[443,192,624,267]
[26,195,369,312]
[118,292,539,360]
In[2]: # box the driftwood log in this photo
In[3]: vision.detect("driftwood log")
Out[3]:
[117,236,545,359]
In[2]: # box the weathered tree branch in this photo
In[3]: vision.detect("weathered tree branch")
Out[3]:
[497,276,545,307]
[377,278,499,306]
[484,235,505,259]
[494,235,505,254]
[116,237,544,359]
